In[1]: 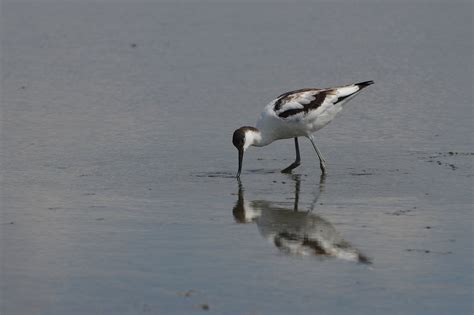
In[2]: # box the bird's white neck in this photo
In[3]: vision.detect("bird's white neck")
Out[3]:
[244,128,272,148]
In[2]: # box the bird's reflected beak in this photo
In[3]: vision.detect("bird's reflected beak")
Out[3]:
[237,148,244,178]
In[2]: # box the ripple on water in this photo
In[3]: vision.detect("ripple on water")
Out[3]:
[192,169,278,179]
[192,171,236,179]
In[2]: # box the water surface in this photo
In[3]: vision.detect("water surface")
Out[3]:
[1,1,472,314]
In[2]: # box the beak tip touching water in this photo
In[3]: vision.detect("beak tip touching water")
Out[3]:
[237,148,244,178]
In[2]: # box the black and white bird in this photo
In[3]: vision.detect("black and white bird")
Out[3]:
[232,81,374,177]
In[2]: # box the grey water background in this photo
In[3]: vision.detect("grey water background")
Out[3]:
[1,1,472,314]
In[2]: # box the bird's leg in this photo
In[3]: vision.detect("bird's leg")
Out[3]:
[308,135,327,175]
[281,137,301,173]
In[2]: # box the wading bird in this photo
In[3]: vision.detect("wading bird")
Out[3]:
[232,81,374,177]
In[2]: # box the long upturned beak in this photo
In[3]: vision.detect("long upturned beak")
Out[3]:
[237,148,244,178]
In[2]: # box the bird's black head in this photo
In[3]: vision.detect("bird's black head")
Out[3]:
[232,127,246,151]
[232,127,249,178]
[232,126,259,178]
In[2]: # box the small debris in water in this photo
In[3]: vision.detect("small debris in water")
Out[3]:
[199,304,209,311]
[425,226,431,229]
[130,43,137,48]
[406,248,452,255]
[387,208,415,216]
[421,152,468,170]
[178,289,195,297]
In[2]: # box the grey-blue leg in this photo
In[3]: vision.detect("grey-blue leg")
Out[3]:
[281,137,301,173]
[307,135,327,174]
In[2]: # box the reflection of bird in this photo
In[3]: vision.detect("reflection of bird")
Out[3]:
[233,175,370,264]
[232,81,374,177]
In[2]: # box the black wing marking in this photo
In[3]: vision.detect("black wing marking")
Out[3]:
[277,91,328,118]
[273,81,374,119]
[273,88,316,111]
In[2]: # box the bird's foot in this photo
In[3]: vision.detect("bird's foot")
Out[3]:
[281,161,301,173]
[319,161,327,175]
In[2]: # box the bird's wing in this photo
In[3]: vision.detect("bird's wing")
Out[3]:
[272,81,374,119]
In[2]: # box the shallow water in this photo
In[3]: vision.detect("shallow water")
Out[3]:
[1,1,473,314]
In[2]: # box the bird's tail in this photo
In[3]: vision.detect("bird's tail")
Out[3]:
[355,80,374,89]
[331,80,374,105]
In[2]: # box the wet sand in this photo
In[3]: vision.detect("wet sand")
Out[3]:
[1,1,472,314]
